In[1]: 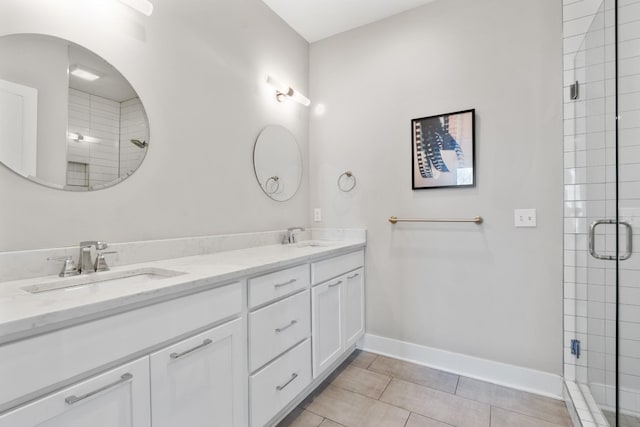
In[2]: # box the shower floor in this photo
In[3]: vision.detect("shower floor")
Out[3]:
[604,410,640,427]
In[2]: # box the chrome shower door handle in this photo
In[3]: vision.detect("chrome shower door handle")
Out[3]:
[588,219,633,261]
[620,220,633,261]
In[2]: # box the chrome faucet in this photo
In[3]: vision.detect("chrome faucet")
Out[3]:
[78,241,108,274]
[284,227,305,244]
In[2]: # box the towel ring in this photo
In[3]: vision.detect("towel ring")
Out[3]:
[338,171,356,192]
[264,176,280,194]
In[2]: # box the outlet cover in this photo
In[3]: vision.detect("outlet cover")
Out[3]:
[314,208,322,222]
[514,209,537,227]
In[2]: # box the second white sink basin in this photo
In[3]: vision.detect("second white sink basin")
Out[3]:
[22,267,186,294]
[295,240,332,248]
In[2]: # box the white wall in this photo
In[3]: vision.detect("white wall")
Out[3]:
[0,0,309,251]
[309,0,564,374]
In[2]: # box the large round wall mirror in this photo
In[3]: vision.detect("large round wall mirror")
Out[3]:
[0,34,149,191]
[253,125,302,202]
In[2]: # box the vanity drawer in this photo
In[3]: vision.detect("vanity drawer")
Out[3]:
[311,250,364,285]
[248,264,310,309]
[0,357,151,427]
[249,290,310,372]
[250,339,311,427]
[0,282,242,408]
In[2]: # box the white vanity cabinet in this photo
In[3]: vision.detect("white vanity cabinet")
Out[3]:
[0,357,151,427]
[0,242,366,427]
[344,268,365,348]
[311,251,365,378]
[150,318,245,427]
[0,282,244,427]
[247,264,312,426]
[311,277,343,377]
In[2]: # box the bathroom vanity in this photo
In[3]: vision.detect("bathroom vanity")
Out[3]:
[0,237,365,427]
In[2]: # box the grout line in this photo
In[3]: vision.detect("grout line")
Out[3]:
[378,376,393,400]
[402,412,410,427]
[453,375,460,395]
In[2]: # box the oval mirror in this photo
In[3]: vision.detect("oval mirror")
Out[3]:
[253,125,302,202]
[0,34,149,191]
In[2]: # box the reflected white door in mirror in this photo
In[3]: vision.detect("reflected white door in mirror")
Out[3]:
[0,34,150,191]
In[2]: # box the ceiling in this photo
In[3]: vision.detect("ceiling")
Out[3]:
[261,0,438,43]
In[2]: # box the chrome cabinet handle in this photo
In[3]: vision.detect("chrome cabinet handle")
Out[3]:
[589,219,633,261]
[276,373,298,391]
[347,273,360,279]
[328,280,342,288]
[65,373,133,405]
[170,339,213,359]
[275,320,298,333]
[274,279,297,288]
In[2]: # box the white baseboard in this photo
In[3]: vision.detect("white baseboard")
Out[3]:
[362,333,564,400]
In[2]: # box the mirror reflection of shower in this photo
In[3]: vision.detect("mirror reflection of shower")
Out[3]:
[0,34,150,191]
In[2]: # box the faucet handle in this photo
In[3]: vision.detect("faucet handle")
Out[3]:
[94,251,117,272]
[47,256,79,277]
[79,241,109,250]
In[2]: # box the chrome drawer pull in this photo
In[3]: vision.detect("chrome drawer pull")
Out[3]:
[276,373,298,391]
[347,273,359,279]
[65,373,133,405]
[274,279,297,288]
[275,320,298,333]
[328,280,342,288]
[170,339,213,360]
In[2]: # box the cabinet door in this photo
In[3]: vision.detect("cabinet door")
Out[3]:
[343,268,365,348]
[0,357,150,427]
[150,318,245,427]
[311,277,343,378]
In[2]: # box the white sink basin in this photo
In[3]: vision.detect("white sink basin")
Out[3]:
[295,240,332,248]
[22,267,186,294]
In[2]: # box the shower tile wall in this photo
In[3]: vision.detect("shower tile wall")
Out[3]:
[67,88,120,187]
[564,0,640,419]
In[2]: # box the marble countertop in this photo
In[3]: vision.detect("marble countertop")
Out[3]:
[0,239,365,344]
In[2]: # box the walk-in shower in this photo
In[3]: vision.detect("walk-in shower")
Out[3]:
[564,0,640,426]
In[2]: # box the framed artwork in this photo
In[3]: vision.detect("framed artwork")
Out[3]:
[411,108,475,189]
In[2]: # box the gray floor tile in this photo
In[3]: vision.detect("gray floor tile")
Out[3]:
[277,408,324,427]
[369,355,459,394]
[304,384,410,427]
[380,378,490,427]
[331,365,391,399]
[405,413,454,427]
[347,350,378,369]
[456,377,572,427]
[319,420,346,427]
[490,407,568,427]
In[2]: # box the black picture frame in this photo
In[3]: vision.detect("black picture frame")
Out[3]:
[411,108,475,189]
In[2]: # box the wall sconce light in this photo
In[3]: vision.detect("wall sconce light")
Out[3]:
[119,0,154,16]
[266,75,310,107]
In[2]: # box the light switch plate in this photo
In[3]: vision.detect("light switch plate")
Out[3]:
[514,209,537,227]
[314,208,322,222]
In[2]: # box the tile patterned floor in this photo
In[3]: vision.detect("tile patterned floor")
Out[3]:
[277,350,573,427]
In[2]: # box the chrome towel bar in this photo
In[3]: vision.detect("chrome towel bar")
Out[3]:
[388,216,483,224]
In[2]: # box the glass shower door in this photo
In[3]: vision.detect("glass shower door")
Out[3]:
[570,0,640,425]
[614,0,640,422]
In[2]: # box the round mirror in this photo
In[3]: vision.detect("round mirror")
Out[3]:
[0,34,149,191]
[253,125,302,202]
